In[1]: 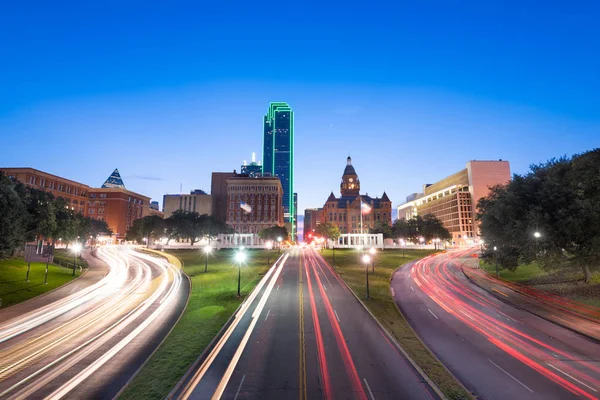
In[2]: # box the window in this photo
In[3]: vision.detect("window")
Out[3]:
[89,208,95,214]
[58,184,63,192]
[100,193,107,198]
[98,208,104,214]
[99,201,106,207]
[90,193,96,198]
[230,201,234,210]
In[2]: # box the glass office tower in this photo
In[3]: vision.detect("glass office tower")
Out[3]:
[262,102,295,239]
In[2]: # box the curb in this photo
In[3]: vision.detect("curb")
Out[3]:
[460,265,600,344]
[166,252,284,399]
[319,253,458,400]
[113,249,192,400]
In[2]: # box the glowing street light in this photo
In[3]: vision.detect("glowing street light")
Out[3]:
[533,231,541,238]
[277,236,283,254]
[72,242,82,277]
[399,238,406,258]
[203,245,212,273]
[493,246,499,277]
[265,240,273,266]
[235,250,247,297]
[362,254,371,300]
[369,247,376,273]
[419,237,425,245]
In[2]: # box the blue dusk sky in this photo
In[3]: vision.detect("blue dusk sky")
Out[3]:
[1,1,599,222]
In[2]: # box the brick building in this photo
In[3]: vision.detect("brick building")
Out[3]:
[397,160,511,245]
[0,167,90,214]
[321,157,392,234]
[1,167,156,243]
[226,175,284,234]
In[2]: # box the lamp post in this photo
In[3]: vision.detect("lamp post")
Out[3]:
[369,247,376,273]
[266,241,273,266]
[400,239,405,258]
[204,245,212,273]
[533,231,541,256]
[362,254,371,300]
[493,246,499,277]
[72,242,82,277]
[235,250,246,297]
[480,239,484,253]
[419,237,424,246]
[277,236,283,254]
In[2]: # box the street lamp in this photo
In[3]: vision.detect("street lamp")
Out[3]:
[235,250,246,297]
[480,238,484,253]
[265,240,273,266]
[362,254,371,300]
[400,239,405,258]
[419,237,424,246]
[493,246,499,277]
[533,231,541,256]
[203,245,212,273]
[72,242,82,277]
[434,238,440,250]
[369,247,376,273]
[277,236,283,254]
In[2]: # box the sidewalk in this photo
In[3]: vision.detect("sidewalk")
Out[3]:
[458,253,600,341]
[0,249,109,322]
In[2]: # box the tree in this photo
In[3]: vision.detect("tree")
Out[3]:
[258,225,289,242]
[315,222,340,248]
[0,173,26,258]
[421,214,451,242]
[369,221,393,239]
[478,148,600,282]
[126,215,165,244]
[392,218,416,242]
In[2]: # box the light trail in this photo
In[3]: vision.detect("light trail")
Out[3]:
[0,246,184,399]
[410,249,600,400]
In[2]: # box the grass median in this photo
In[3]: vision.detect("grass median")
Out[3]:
[53,248,89,268]
[0,258,81,308]
[323,248,472,400]
[118,248,276,400]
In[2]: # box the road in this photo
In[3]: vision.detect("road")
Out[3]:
[393,249,600,400]
[174,247,439,400]
[0,246,188,399]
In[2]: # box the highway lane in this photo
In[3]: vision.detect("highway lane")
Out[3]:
[0,246,188,399]
[393,249,600,400]
[176,247,439,400]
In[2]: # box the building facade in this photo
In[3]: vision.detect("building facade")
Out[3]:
[0,167,90,214]
[86,187,151,241]
[303,208,322,241]
[163,189,212,218]
[262,102,295,238]
[321,157,392,234]
[211,172,237,223]
[225,175,284,234]
[397,160,511,245]
[1,167,157,243]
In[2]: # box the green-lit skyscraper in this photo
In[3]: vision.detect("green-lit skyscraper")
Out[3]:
[263,102,295,240]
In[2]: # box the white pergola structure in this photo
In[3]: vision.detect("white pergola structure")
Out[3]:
[331,233,384,249]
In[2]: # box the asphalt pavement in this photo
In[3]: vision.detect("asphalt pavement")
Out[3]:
[0,246,189,399]
[392,249,600,400]
[175,247,439,400]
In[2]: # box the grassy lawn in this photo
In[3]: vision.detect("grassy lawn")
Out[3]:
[324,248,471,400]
[479,259,600,308]
[0,258,81,308]
[480,260,547,283]
[118,248,275,400]
[53,248,89,268]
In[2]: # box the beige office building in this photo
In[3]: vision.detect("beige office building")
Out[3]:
[163,189,212,218]
[397,160,511,245]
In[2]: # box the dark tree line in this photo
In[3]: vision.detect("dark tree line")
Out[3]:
[370,214,451,243]
[126,210,232,245]
[0,172,112,258]
[258,225,290,242]
[478,148,600,282]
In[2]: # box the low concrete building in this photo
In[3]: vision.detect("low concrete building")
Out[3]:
[163,189,212,218]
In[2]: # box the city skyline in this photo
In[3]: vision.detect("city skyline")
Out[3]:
[1,2,598,217]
